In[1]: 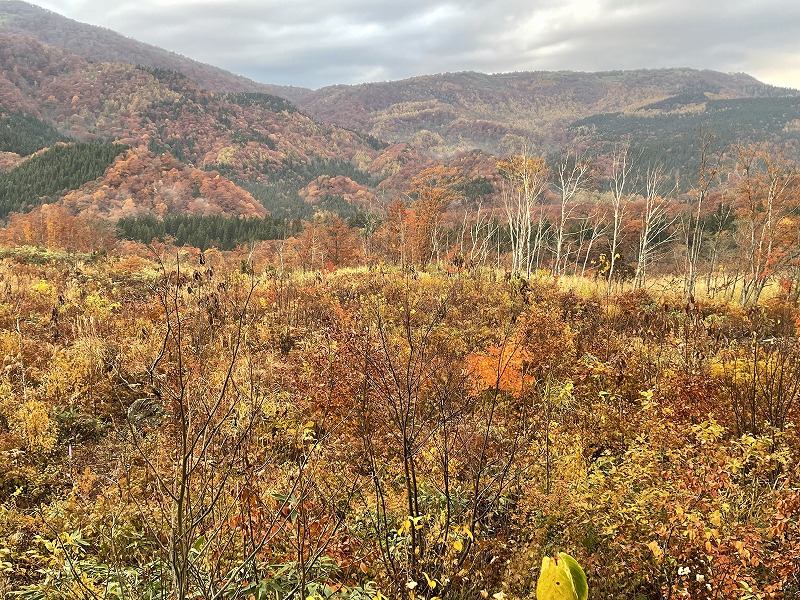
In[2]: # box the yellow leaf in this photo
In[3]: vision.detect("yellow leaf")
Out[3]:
[423,572,437,589]
[648,541,663,560]
[453,539,464,552]
[398,519,411,535]
[536,553,587,600]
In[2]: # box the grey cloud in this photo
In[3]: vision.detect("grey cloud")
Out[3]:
[35,0,800,89]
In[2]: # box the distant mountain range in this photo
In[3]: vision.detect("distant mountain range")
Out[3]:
[1,0,799,224]
[285,70,800,157]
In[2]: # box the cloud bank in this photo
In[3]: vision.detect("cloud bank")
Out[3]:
[35,0,800,90]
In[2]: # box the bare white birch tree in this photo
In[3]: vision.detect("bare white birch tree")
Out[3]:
[553,149,593,275]
[683,131,718,298]
[734,144,797,305]
[577,199,609,278]
[457,204,499,270]
[499,153,549,277]
[633,163,678,289]
[606,141,636,292]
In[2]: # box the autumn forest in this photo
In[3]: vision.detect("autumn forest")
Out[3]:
[1,2,800,599]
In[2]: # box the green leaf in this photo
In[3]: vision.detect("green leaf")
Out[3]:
[562,554,588,600]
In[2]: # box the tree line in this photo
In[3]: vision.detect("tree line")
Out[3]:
[0,142,127,219]
[117,213,299,250]
[0,111,69,156]
[271,139,798,308]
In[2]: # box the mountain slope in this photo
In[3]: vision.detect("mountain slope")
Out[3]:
[2,1,799,228]
[291,69,800,155]
[0,0,309,98]
[5,1,797,167]
[0,29,441,222]
[573,94,800,177]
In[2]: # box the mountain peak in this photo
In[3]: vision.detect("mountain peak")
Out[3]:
[0,0,306,96]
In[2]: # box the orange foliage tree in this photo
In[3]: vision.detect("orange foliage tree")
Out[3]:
[406,166,463,265]
[2,203,114,251]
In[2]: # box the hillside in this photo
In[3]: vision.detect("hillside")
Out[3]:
[0,28,448,224]
[290,69,800,156]
[5,1,798,167]
[2,254,800,599]
[0,0,306,98]
[573,94,800,182]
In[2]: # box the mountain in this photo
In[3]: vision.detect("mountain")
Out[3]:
[0,0,305,98]
[0,24,446,225]
[6,1,797,163]
[288,69,800,156]
[0,3,476,227]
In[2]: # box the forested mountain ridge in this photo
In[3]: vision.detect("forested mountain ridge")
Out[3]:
[1,0,799,247]
[4,1,798,164]
[0,0,305,97]
[0,27,451,225]
[289,69,800,156]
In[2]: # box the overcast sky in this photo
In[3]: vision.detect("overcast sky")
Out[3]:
[34,0,800,90]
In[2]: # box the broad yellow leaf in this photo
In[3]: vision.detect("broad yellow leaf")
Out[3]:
[536,552,587,600]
